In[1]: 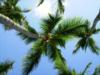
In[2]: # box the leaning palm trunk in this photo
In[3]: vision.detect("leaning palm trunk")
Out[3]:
[0,13,38,39]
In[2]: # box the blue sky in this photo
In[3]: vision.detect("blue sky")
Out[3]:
[0,0,100,75]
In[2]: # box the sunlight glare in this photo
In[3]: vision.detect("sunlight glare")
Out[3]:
[34,0,52,18]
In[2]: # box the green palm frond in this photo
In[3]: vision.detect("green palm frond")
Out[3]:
[57,0,64,14]
[58,69,78,75]
[88,38,99,54]
[73,21,100,54]
[93,65,100,75]
[23,21,38,34]
[0,0,24,23]
[18,20,38,44]
[51,37,66,47]
[37,0,44,6]
[18,32,37,44]
[41,13,62,34]
[0,61,14,75]
[73,38,87,54]
[54,49,77,75]
[92,28,100,34]
[0,0,30,26]
[4,0,19,6]
[73,37,100,54]
[45,43,68,75]
[73,20,90,37]
[81,62,92,75]
[54,17,88,36]
[23,39,44,75]
[45,43,58,61]
[49,34,67,47]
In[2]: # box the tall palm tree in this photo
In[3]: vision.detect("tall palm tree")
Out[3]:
[0,60,14,75]
[21,13,88,75]
[0,0,100,75]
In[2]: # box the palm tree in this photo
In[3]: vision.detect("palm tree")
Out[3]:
[0,60,14,75]
[0,0,100,75]
[21,13,89,75]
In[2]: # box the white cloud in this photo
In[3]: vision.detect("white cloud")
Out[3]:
[30,0,69,19]
[32,0,52,18]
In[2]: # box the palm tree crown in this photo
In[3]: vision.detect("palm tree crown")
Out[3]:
[21,13,90,75]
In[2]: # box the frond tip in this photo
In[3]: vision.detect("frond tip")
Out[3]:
[23,39,43,75]
[0,61,14,75]
[23,50,42,75]
[73,37,100,55]
[57,0,64,14]
[37,0,44,6]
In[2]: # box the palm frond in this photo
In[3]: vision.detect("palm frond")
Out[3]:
[59,69,78,75]
[0,61,14,75]
[23,20,38,34]
[73,37,100,54]
[45,43,58,61]
[73,38,87,54]
[41,13,62,34]
[93,65,100,75]
[50,34,67,47]
[73,20,90,37]
[57,0,64,14]
[22,9,31,13]
[92,28,100,34]
[37,0,44,6]
[18,20,38,44]
[88,38,100,55]
[0,0,27,25]
[45,43,68,75]
[81,62,92,75]
[23,39,44,75]
[91,9,100,30]
[4,0,19,6]
[73,44,80,54]
[54,17,88,36]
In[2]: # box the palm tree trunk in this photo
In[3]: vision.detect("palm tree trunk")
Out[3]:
[0,13,38,39]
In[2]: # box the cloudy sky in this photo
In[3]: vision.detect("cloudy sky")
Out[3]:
[0,0,100,75]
